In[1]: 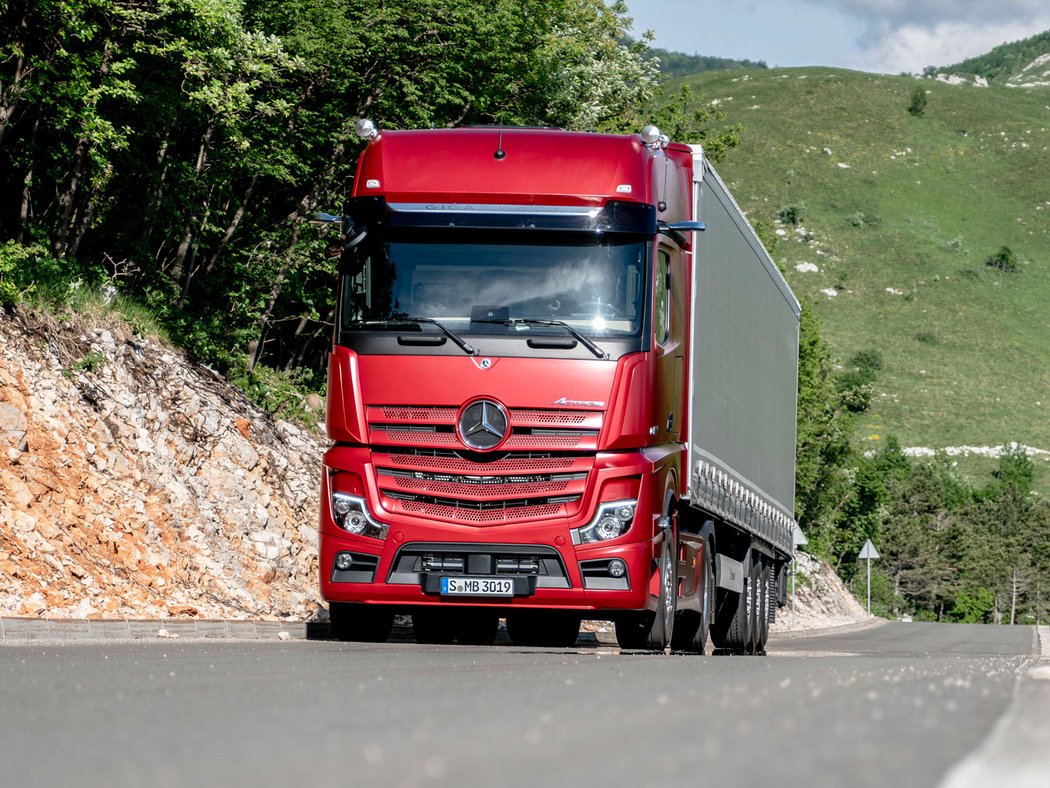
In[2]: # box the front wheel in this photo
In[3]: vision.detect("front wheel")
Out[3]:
[672,540,713,654]
[615,522,677,651]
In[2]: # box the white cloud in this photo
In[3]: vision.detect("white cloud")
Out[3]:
[815,1,1050,73]
[858,20,1050,73]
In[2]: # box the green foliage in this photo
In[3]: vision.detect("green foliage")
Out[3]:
[984,245,1018,273]
[942,29,1050,83]
[637,43,767,81]
[993,444,1034,494]
[794,303,859,557]
[907,86,928,117]
[777,204,804,226]
[228,358,324,427]
[73,350,106,373]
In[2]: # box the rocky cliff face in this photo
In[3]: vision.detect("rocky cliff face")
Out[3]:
[0,308,325,620]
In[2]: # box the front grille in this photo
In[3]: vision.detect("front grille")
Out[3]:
[372,447,594,525]
[379,467,587,500]
[366,404,602,451]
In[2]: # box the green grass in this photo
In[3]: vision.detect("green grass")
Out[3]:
[677,68,1050,491]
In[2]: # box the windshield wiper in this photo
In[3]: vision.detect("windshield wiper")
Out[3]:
[363,318,477,356]
[472,318,608,360]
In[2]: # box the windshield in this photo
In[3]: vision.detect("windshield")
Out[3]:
[340,230,648,339]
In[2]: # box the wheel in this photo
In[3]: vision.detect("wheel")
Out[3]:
[648,524,678,650]
[615,520,677,651]
[672,540,714,654]
[753,559,770,655]
[747,559,762,654]
[711,553,752,654]
[507,611,580,647]
[412,609,455,644]
[451,608,500,646]
[328,602,394,643]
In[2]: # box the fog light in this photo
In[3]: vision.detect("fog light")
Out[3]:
[334,552,354,571]
[608,559,627,578]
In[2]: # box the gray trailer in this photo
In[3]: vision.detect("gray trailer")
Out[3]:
[685,148,800,651]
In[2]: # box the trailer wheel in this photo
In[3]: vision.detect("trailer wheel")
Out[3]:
[507,611,580,648]
[328,602,394,643]
[711,552,753,654]
[746,559,763,654]
[754,559,770,654]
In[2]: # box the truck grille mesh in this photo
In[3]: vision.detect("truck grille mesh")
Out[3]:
[395,499,565,523]
[366,405,602,451]
[367,405,601,524]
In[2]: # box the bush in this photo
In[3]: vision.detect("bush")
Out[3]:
[0,241,50,307]
[777,203,805,226]
[984,245,1018,272]
[907,86,928,117]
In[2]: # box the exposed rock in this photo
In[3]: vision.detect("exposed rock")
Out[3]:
[772,550,870,632]
[0,308,324,620]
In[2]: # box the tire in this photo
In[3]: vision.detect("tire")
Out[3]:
[711,552,752,654]
[507,611,580,648]
[754,559,770,655]
[328,602,394,643]
[647,524,677,650]
[671,540,713,654]
[616,522,677,651]
[412,609,456,644]
[451,608,500,646]
[747,559,762,654]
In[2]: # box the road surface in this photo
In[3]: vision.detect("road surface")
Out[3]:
[1,621,1046,788]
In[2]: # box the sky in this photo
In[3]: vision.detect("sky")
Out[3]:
[622,1,1050,75]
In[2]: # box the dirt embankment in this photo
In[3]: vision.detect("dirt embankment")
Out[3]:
[1,307,866,627]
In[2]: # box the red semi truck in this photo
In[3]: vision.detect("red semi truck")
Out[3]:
[319,122,799,653]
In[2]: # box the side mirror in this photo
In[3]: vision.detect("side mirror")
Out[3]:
[658,220,705,248]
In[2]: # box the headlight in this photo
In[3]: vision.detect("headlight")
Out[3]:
[574,500,636,545]
[331,493,388,540]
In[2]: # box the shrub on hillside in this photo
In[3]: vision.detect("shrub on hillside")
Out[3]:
[907,86,928,117]
[984,246,1018,272]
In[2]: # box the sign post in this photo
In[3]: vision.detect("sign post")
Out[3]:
[792,524,808,628]
[858,539,880,615]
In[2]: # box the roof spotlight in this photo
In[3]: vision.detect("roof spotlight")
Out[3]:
[355,118,379,140]
[641,124,662,146]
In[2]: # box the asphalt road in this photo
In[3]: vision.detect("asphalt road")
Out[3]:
[1,621,1045,788]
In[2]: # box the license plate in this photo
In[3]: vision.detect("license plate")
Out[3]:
[440,576,514,596]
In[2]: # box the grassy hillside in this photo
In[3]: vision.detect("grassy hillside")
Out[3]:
[677,67,1050,490]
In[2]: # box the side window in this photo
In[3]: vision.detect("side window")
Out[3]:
[655,249,670,345]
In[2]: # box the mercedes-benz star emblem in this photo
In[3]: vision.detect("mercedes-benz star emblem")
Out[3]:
[458,399,509,450]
